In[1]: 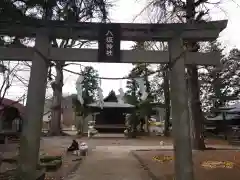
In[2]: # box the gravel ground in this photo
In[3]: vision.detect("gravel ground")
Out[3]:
[133,149,240,180]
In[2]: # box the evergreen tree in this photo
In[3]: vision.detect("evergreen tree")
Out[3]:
[72,66,99,134]
[125,42,156,134]
[125,42,155,103]
[200,43,240,112]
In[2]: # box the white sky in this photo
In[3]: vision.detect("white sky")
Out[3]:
[3,0,240,102]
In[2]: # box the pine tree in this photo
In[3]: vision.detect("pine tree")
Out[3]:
[72,66,99,134]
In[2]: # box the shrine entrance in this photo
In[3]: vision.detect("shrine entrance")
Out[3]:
[0,19,227,180]
[87,90,135,133]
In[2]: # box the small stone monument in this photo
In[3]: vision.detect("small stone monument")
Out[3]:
[79,142,88,156]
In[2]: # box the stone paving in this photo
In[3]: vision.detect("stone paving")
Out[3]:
[58,136,166,180]
[67,146,153,180]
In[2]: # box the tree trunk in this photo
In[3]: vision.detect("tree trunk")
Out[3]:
[163,69,171,136]
[187,65,206,150]
[49,62,64,136]
[76,115,84,135]
[81,116,85,135]
[78,116,82,134]
[144,116,149,133]
[186,0,205,150]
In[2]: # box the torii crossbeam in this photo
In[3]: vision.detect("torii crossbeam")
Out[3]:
[0,47,220,65]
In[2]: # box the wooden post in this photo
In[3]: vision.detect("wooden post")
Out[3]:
[169,38,194,180]
[222,112,228,140]
[163,69,171,136]
[18,32,49,180]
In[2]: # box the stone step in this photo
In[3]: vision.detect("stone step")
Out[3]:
[229,138,240,141]
[6,137,20,144]
[229,140,240,146]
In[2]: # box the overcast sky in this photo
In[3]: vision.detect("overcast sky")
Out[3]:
[3,0,240,102]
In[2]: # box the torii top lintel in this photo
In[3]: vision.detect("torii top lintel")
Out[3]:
[0,19,227,41]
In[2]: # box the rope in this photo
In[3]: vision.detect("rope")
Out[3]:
[61,49,188,80]
[63,68,159,80]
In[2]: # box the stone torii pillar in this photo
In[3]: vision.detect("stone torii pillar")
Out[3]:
[18,32,50,180]
[169,38,194,180]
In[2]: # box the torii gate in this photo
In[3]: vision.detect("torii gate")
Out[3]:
[0,19,227,180]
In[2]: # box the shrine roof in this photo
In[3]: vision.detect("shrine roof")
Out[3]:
[0,98,25,116]
[87,102,135,108]
[212,102,240,113]
[207,113,240,121]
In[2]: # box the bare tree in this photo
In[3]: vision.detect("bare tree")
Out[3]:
[47,0,112,136]
[0,60,31,133]
[0,61,30,101]
[134,6,172,136]
[0,60,28,169]
[1,0,112,135]
[135,0,220,149]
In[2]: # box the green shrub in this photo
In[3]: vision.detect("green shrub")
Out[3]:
[38,155,63,172]
[40,155,62,163]
[40,159,62,171]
